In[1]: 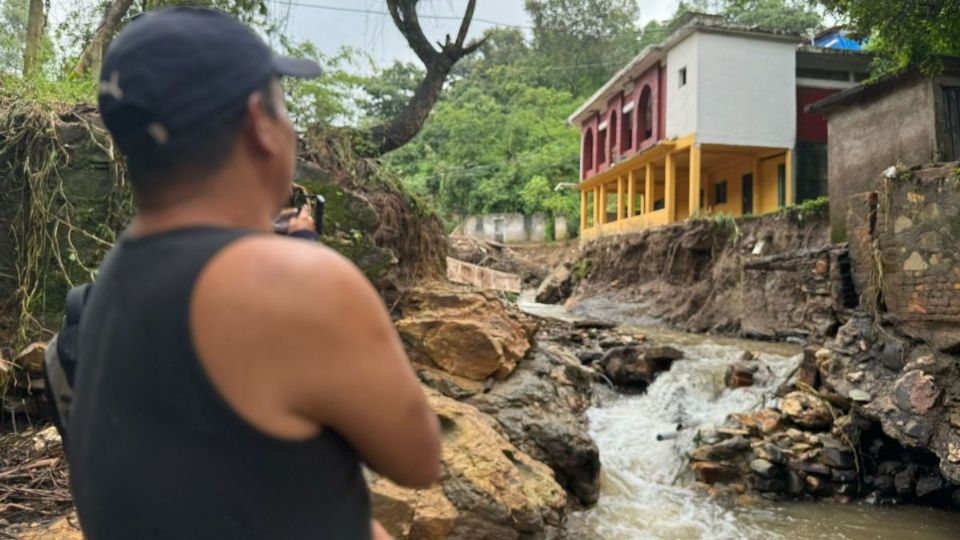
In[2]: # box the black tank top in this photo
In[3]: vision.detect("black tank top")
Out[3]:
[67,227,371,539]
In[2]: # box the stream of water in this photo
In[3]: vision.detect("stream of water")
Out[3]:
[517,295,960,539]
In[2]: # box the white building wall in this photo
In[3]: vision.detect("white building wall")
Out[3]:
[665,33,699,139]
[694,32,797,148]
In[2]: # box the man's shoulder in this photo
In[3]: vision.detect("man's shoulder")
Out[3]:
[195,234,370,321]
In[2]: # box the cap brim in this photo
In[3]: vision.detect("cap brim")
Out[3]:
[273,55,322,78]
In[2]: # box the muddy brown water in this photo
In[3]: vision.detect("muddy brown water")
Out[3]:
[518,294,960,539]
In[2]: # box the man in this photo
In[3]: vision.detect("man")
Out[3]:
[67,7,440,539]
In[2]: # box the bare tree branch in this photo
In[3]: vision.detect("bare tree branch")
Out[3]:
[73,0,135,77]
[454,0,477,48]
[363,0,487,157]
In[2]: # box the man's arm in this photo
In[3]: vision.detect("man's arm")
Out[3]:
[282,248,442,487]
[191,237,441,488]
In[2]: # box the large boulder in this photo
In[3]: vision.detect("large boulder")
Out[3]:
[469,348,601,505]
[600,345,683,389]
[371,390,566,539]
[396,285,536,381]
[534,263,573,304]
[370,479,458,540]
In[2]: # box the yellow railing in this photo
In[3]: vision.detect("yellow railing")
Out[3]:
[581,209,669,240]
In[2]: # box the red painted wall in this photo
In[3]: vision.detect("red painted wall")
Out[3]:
[581,114,599,180]
[578,62,665,181]
[658,64,667,143]
[633,63,662,154]
[797,87,839,142]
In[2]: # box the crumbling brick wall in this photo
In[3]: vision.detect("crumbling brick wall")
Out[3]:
[847,162,960,351]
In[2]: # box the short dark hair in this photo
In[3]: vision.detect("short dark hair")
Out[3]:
[126,77,278,198]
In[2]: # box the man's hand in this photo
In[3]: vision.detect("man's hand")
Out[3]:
[372,520,393,540]
[286,206,315,234]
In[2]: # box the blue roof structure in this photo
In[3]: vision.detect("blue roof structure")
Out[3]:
[814,29,864,51]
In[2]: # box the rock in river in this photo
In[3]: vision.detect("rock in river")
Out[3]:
[779,391,832,430]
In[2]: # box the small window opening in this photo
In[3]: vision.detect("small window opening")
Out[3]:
[679,67,687,87]
[597,129,607,165]
[609,115,618,162]
[777,164,787,208]
[582,129,594,175]
[621,110,633,153]
[638,85,653,142]
[715,180,728,204]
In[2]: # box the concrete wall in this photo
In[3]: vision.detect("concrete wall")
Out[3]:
[695,33,797,149]
[446,257,522,293]
[826,77,937,242]
[455,213,568,244]
[665,32,699,139]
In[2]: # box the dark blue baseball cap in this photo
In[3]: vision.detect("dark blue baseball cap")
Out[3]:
[98,7,321,159]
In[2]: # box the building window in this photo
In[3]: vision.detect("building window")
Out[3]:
[597,128,607,165]
[679,67,687,87]
[654,198,665,210]
[797,67,848,81]
[621,109,633,153]
[777,164,787,208]
[715,180,728,204]
[609,114,618,162]
[637,85,653,142]
[582,129,594,175]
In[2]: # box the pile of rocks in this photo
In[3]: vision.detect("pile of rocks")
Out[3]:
[536,321,683,391]
[690,314,960,507]
[387,283,604,538]
[1,342,49,418]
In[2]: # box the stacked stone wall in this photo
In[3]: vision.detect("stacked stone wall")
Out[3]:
[847,162,960,351]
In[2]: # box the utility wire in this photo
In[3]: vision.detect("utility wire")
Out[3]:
[281,1,535,30]
[281,0,682,40]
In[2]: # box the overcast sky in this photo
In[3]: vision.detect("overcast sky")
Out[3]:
[48,0,681,66]
[279,0,681,66]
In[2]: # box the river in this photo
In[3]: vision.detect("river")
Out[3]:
[518,295,960,539]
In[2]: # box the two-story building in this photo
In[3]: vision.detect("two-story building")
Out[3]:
[571,14,869,239]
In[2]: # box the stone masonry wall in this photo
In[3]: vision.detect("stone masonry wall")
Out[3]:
[847,162,960,352]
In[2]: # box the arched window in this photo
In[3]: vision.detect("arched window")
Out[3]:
[582,129,594,177]
[609,114,618,162]
[637,85,653,142]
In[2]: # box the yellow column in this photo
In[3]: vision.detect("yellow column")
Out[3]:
[644,163,654,214]
[688,144,702,217]
[665,152,677,222]
[752,157,762,215]
[616,176,625,222]
[785,149,794,206]
[599,183,608,224]
[627,170,636,217]
[594,186,601,226]
[580,189,588,230]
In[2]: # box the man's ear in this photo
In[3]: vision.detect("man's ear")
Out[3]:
[245,90,278,156]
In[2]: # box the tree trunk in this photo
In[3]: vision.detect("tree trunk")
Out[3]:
[72,0,135,78]
[359,0,486,157]
[22,0,44,76]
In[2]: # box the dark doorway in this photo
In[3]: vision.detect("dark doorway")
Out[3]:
[742,173,754,215]
[944,86,960,161]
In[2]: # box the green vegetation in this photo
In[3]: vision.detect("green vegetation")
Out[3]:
[573,257,592,280]
[793,195,829,221]
[818,0,960,75]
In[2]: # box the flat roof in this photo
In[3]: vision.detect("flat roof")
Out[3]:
[567,14,803,126]
[807,56,960,114]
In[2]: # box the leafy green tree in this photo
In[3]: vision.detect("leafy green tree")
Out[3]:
[358,61,424,124]
[0,0,27,74]
[677,0,822,34]
[818,0,960,74]
[524,0,644,96]
[386,75,581,227]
